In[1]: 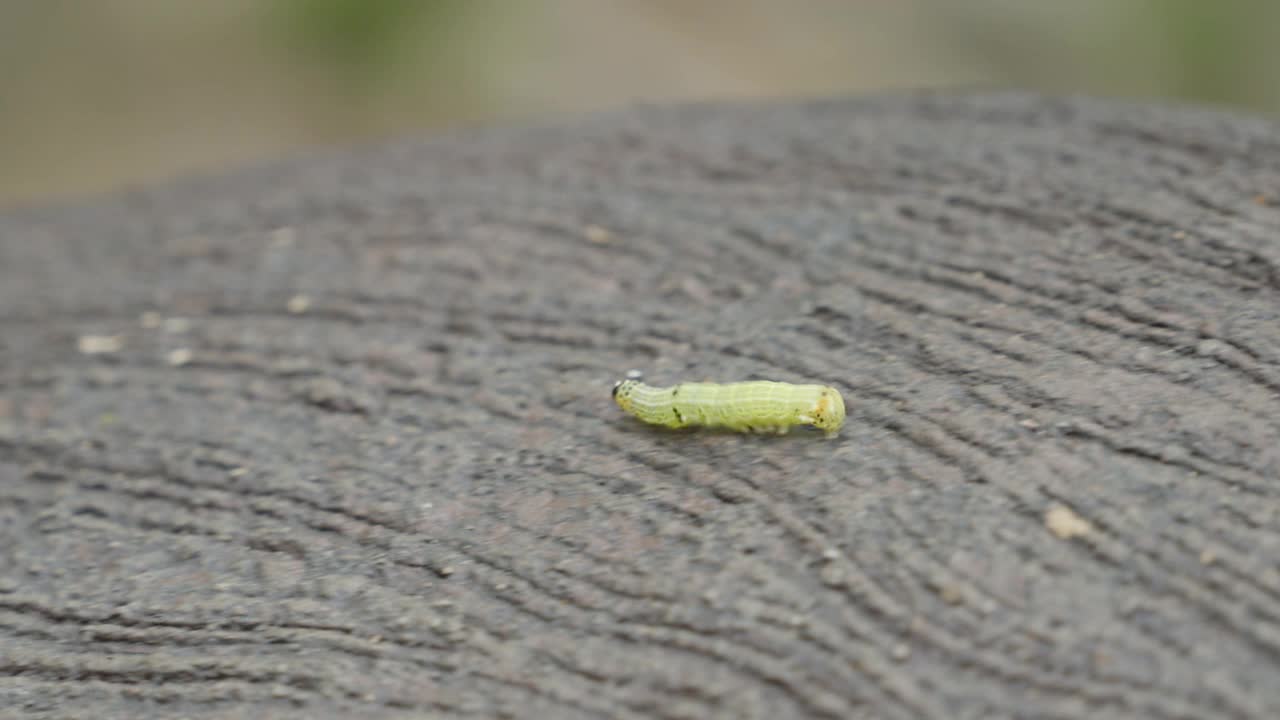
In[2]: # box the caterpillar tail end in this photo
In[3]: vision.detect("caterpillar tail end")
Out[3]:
[812,386,846,437]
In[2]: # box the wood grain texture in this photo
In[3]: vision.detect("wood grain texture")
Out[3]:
[2,91,1280,719]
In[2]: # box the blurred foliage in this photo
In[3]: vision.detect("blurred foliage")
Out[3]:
[929,0,1278,110]
[1153,0,1265,107]
[269,0,465,88]
[1,0,1277,207]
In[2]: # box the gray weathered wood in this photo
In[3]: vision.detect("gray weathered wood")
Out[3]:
[3,91,1280,719]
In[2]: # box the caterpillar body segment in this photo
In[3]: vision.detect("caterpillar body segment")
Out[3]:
[612,380,845,437]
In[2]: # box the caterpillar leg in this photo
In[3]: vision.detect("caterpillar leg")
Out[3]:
[740,425,788,435]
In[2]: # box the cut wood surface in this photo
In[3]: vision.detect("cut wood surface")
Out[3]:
[3,92,1280,719]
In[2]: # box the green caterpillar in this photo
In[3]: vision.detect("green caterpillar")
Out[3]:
[612,379,846,437]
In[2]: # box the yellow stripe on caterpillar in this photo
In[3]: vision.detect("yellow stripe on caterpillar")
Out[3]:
[612,380,845,437]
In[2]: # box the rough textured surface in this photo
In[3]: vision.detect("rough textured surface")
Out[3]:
[3,91,1280,719]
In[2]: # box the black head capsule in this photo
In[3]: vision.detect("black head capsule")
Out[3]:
[612,380,622,398]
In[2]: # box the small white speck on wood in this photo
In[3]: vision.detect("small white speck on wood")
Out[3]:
[270,226,297,246]
[583,224,613,243]
[166,348,193,366]
[77,335,123,355]
[1045,503,1092,540]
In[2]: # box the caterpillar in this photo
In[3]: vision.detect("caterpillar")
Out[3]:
[612,379,846,437]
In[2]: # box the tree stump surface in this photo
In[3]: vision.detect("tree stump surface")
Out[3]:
[3,92,1280,719]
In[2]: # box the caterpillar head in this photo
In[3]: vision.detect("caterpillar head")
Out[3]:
[612,379,639,412]
[810,387,846,435]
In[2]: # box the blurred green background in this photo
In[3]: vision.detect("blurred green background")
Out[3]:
[2,0,1276,209]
